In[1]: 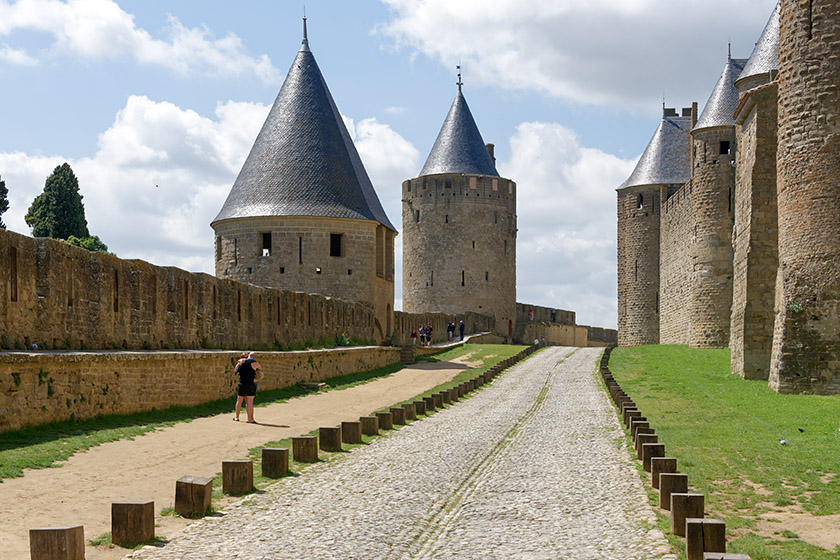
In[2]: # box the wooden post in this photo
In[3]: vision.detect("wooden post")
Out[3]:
[686,518,726,560]
[360,415,379,436]
[625,409,642,428]
[341,421,362,444]
[636,433,658,459]
[423,396,435,412]
[440,391,451,404]
[630,419,650,440]
[292,436,318,463]
[390,406,407,425]
[671,493,704,537]
[642,443,665,472]
[659,472,688,510]
[376,411,393,430]
[111,500,154,546]
[650,457,677,489]
[29,526,84,560]
[262,448,289,477]
[174,475,212,517]
[222,460,254,495]
[402,403,417,421]
[319,427,342,451]
[433,393,444,408]
[413,400,427,415]
[701,554,750,560]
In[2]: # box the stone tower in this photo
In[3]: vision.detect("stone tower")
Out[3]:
[731,1,780,379]
[617,107,692,346]
[689,53,747,348]
[770,0,840,393]
[401,84,517,337]
[212,21,397,341]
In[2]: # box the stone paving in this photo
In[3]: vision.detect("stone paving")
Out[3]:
[128,347,673,560]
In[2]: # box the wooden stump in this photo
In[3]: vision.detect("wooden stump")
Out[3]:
[262,448,289,477]
[659,472,689,510]
[449,388,459,401]
[319,426,342,451]
[671,493,704,537]
[376,411,393,430]
[402,403,417,421]
[630,419,650,440]
[341,421,362,444]
[702,554,750,560]
[441,391,451,404]
[413,400,427,415]
[292,436,318,463]
[29,526,84,560]
[433,393,444,408]
[686,518,726,560]
[651,457,677,490]
[360,415,379,435]
[636,433,658,459]
[222,460,254,495]
[390,407,407,425]
[111,500,154,546]
[423,396,435,412]
[174,475,212,517]
[642,443,665,471]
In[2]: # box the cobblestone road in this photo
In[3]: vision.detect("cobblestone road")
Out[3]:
[129,347,672,560]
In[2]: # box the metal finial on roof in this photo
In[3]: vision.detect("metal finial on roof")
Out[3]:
[728,41,731,60]
[456,65,462,92]
[301,9,310,52]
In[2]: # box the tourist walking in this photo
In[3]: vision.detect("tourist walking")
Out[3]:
[419,325,426,346]
[410,328,417,345]
[234,352,262,423]
[447,321,455,340]
[425,323,433,346]
[459,320,465,341]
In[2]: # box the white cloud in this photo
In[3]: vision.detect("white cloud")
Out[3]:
[500,121,637,329]
[378,0,777,111]
[0,0,280,82]
[0,43,37,65]
[385,106,407,115]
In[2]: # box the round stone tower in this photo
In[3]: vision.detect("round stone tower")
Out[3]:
[770,0,840,393]
[401,84,517,337]
[212,20,397,341]
[616,107,692,346]
[689,53,747,348]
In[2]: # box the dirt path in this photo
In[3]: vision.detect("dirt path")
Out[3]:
[0,360,467,560]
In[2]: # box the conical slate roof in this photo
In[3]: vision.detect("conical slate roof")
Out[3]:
[212,26,395,231]
[619,113,692,189]
[737,1,780,87]
[694,56,748,132]
[419,87,499,177]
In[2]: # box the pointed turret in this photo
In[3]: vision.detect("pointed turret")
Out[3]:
[419,88,499,177]
[212,21,395,232]
[736,1,780,91]
[619,110,692,189]
[694,55,748,132]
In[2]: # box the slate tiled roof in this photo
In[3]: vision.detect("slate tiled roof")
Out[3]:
[738,1,780,86]
[419,88,499,177]
[212,29,396,231]
[694,56,748,132]
[618,114,692,189]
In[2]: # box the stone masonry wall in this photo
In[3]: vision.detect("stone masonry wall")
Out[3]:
[0,228,377,351]
[516,303,575,325]
[689,127,736,348]
[0,346,400,433]
[402,173,517,334]
[770,0,840,394]
[731,84,778,380]
[392,310,494,345]
[659,182,694,344]
[617,185,661,345]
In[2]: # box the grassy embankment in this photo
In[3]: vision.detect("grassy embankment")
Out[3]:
[609,345,840,560]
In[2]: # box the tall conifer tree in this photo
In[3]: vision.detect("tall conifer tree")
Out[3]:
[25,163,89,239]
[0,174,7,229]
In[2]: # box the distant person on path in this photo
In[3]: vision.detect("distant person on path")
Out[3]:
[234,352,261,423]
[410,328,417,345]
[459,320,465,341]
[447,321,455,340]
[419,325,426,346]
[425,323,433,346]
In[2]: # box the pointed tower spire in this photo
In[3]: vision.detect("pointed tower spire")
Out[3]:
[301,11,310,52]
[694,54,748,131]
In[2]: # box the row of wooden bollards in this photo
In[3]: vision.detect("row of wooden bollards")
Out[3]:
[598,347,749,560]
[27,344,544,560]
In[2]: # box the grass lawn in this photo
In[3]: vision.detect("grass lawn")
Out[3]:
[609,345,840,560]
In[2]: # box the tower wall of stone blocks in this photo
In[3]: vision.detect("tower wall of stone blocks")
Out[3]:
[658,182,694,345]
[731,83,778,380]
[770,0,840,393]
[616,185,661,346]
[688,126,736,348]
[401,173,516,336]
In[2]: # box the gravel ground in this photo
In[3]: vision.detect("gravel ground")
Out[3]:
[128,347,673,560]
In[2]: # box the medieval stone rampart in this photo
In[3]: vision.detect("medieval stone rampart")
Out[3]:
[516,302,575,325]
[658,182,694,344]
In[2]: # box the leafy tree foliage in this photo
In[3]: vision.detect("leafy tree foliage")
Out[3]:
[25,163,90,239]
[0,174,7,229]
[66,235,113,255]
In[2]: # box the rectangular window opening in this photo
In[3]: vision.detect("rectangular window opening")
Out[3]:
[330,233,343,257]
[719,141,730,155]
[485,271,489,281]
[280,266,285,274]
[416,210,421,223]
[262,232,272,257]
[461,270,465,287]
[494,211,498,224]
[298,237,303,264]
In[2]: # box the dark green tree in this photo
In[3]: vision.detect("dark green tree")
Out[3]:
[0,174,7,229]
[25,163,89,239]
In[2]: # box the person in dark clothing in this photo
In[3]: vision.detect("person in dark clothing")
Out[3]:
[234,352,261,423]
[459,320,465,341]
[447,321,455,340]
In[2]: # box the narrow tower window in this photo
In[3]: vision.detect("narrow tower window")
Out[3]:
[298,237,303,264]
[485,271,489,281]
[262,233,271,256]
[634,260,638,281]
[431,270,434,286]
[637,194,644,209]
[416,210,421,223]
[494,211,498,224]
[445,215,448,223]
[472,240,476,249]
[461,270,465,287]
[330,233,343,257]
[719,141,730,155]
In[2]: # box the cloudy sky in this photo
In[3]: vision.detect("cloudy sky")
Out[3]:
[0,0,777,329]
